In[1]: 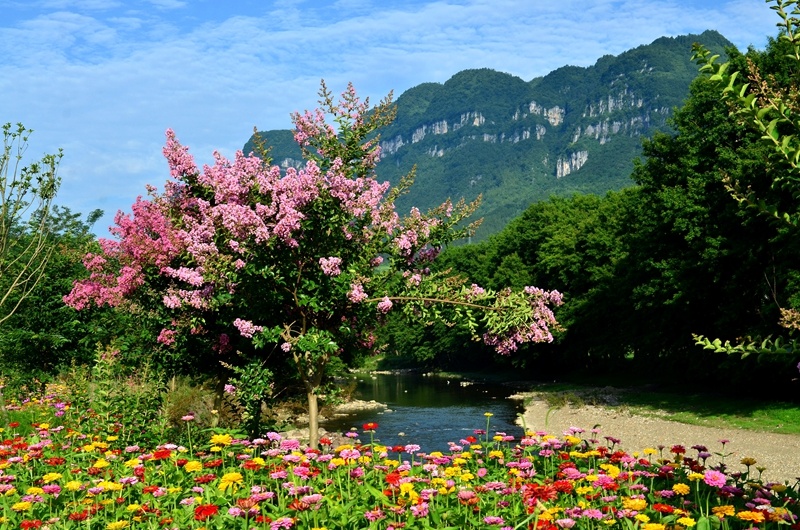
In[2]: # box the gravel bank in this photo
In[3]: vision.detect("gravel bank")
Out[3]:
[516,394,800,485]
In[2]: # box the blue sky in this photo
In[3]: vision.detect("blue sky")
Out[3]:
[0,0,780,235]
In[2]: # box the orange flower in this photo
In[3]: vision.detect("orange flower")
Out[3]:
[736,511,765,523]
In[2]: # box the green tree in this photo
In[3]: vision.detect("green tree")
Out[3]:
[693,0,800,360]
[0,123,62,324]
[0,207,105,384]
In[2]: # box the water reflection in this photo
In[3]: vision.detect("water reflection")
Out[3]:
[322,373,526,453]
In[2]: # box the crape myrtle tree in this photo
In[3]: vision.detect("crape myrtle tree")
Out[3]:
[693,0,800,363]
[65,83,563,446]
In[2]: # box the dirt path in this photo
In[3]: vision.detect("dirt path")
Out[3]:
[517,396,800,485]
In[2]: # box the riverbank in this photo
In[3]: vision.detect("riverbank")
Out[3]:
[515,392,800,485]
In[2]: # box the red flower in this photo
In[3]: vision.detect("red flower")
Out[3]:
[8,422,19,428]
[363,422,378,431]
[653,503,675,514]
[68,510,89,522]
[176,458,188,467]
[204,458,223,468]
[671,445,686,455]
[386,471,401,486]
[194,473,217,484]
[194,504,219,521]
[243,459,263,471]
[255,515,273,523]
[153,449,171,460]
[20,520,42,529]
[143,485,161,494]
[319,437,332,446]
[553,480,574,493]
[45,457,66,466]
[466,436,477,443]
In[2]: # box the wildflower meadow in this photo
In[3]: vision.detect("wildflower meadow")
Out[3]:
[0,390,798,530]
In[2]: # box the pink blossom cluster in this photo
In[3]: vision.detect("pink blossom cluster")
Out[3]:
[233,318,264,339]
[319,256,342,276]
[483,287,564,355]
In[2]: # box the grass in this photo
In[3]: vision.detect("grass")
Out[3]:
[527,380,800,435]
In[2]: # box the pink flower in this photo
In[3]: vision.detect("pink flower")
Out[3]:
[377,297,393,313]
[703,469,727,488]
[233,318,263,338]
[348,283,367,303]
[319,256,342,276]
[157,328,177,346]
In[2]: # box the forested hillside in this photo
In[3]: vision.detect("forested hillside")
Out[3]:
[384,34,800,397]
[246,31,732,237]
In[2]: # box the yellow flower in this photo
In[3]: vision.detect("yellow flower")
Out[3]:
[42,472,62,483]
[575,486,594,495]
[106,435,119,441]
[107,521,130,530]
[489,450,504,459]
[460,471,475,482]
[677,517,696,527]
[92,458,110,469]
[600,464,620,478]
[736,511,765,523]
[38,423,49,430]
[622,498,647,511]
[2,487,15,496]
[484,412,494,417]
[635,514,650,523]
[642,524,665,530]
[184,460,203,472]
[66,480,83,492]
[209,433,232,446]
[672,483,690,495]
[126,504,142,512]
[687,472,704,481]
[11,501,32,512]
[218,472,244,492]
[740,457,757,466]
[564,435,581,446]
[312,527,328,530]
[26,486,44,495]
[99,481,123,492]
[643,447,657,455]
[712,505,735,518]
[399,482,418,500]
[124,457,140,468]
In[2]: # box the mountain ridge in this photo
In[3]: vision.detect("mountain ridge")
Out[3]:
[245,30,734,239]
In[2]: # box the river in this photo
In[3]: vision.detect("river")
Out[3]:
[321,372,527,453]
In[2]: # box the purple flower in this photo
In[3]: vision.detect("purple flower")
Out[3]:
[224,384,236,394]
[484,516,506,526]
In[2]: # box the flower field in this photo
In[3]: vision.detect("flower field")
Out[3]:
[0,395,798,529]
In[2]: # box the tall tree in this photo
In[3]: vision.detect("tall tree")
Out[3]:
[66,83,563,445]
[693,0,800,360]
[0,123,62,324]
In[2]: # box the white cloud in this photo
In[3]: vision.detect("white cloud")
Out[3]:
[0,0,781,233]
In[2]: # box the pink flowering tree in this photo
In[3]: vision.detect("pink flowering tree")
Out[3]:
[66,82,563,446]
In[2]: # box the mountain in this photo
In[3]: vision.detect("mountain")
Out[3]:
[244,30,734,239]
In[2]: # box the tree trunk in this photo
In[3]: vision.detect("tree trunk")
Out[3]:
[307,391,319,449]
